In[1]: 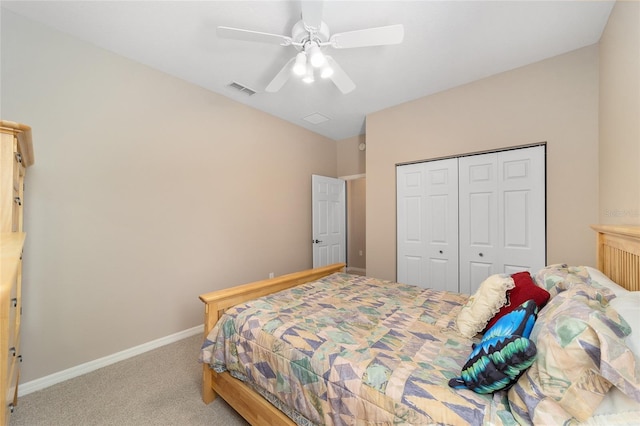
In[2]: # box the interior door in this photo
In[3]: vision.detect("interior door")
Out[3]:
[498,146,546,275]
[459,146,546,294]
[397,159,459,291]
[459,153,499,294]
[312,175,346,268]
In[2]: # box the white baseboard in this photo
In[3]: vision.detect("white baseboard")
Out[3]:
[18,325,203,397]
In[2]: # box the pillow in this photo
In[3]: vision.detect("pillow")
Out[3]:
[609,292,640,355]
[534,264,615,301]
[484,271,550,332]
[508,285,639,424]
[482,299,538,340]
[592,387,640,420]
[449,300,538,394]
[591,292,640,420]
[586,266,630,297]
[455,274,515,338]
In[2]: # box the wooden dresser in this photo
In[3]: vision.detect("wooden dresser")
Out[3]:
[1,120,34,425]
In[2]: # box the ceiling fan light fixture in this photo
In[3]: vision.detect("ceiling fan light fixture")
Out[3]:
[307,43,326,68]
[292,51,307,76]
[302,67,315,84]
[320,64,334,79]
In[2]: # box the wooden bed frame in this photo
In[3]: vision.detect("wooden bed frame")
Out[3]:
[199,225,640,425]
[199,262,345,425]
[591,225,640,291]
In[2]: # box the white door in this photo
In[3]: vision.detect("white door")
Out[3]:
[312,175,346,268]
[498,146,546,275]
[397,163,426,285]
[397,159,459,291]
[459,154,500,294]
[459,146,546,294]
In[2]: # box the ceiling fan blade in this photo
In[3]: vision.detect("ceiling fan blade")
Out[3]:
[325,56,355,94]
[300,0,324,32]
[217,26,292,46]
[329,24,404,49]
[265,57,295,93]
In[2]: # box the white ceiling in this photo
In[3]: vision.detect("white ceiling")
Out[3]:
[1,1,615,141]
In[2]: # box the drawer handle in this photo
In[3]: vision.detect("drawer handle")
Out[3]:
[14,197,22,206]
[11,298,17,307]
[479,253,484,257]
[9,347,16,357]
[15,152,22,164]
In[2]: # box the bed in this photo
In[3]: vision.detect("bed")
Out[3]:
[199,225,640,425]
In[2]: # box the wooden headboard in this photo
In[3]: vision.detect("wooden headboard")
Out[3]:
[591,225,640,291]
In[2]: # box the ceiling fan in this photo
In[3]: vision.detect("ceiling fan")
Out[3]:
[217,1,404,94]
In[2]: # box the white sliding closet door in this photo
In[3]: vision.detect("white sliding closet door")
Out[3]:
[397,159,458,291]
[459,146,545,294]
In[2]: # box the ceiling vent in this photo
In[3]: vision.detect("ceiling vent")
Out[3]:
[303,113,330,124]
[228,81,256,96]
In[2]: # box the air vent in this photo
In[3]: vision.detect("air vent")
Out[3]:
[303,113,330,124]
[228,82,256,96]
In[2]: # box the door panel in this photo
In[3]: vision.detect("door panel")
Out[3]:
[397,163,425,284]
[460,154,498,293]
[503,190,529,247]
[425,159,458,292]
[397,159,458,291]
[312,175,345,268]
[498,146,546,272]
[467,262,493,294]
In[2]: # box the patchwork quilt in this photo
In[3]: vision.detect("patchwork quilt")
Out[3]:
[200,273,516,425]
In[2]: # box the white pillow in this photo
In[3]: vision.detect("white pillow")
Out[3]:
[609,292,640,355]
[592,387,640,418]
[586,266,629,297]
[593,291,640,417]
[455,274,514,339]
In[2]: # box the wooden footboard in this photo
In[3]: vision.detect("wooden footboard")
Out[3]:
[199,263,346,425]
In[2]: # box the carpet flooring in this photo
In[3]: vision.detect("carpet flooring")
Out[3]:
[9,334,249,425]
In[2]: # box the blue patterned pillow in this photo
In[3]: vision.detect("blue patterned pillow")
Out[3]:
[449,300,538,394]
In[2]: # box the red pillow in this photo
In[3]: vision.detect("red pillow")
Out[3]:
[483,271,550,332]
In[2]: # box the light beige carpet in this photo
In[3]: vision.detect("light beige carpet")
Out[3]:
[9,334,249,426]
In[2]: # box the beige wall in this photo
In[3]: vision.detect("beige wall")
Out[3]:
[338,134,367,272]
[1,11,337,383]
[599,0,640,225]
[346,178,366,270]
[337,134,366,177]
[366,46,600,281]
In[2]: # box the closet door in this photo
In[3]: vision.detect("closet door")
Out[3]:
[459,154,499,294]
[397,159,458,291]
[397,163,425,285]
[459,146,546,294]
[498,146,546,275]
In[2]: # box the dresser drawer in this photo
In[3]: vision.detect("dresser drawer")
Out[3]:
[13,150,22,191]
[6,287,20,358]
[11,192,22,233]
[4,338,20,416]
[11,151,24,233]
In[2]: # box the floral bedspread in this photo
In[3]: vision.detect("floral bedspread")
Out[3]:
[200,273,516,425]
